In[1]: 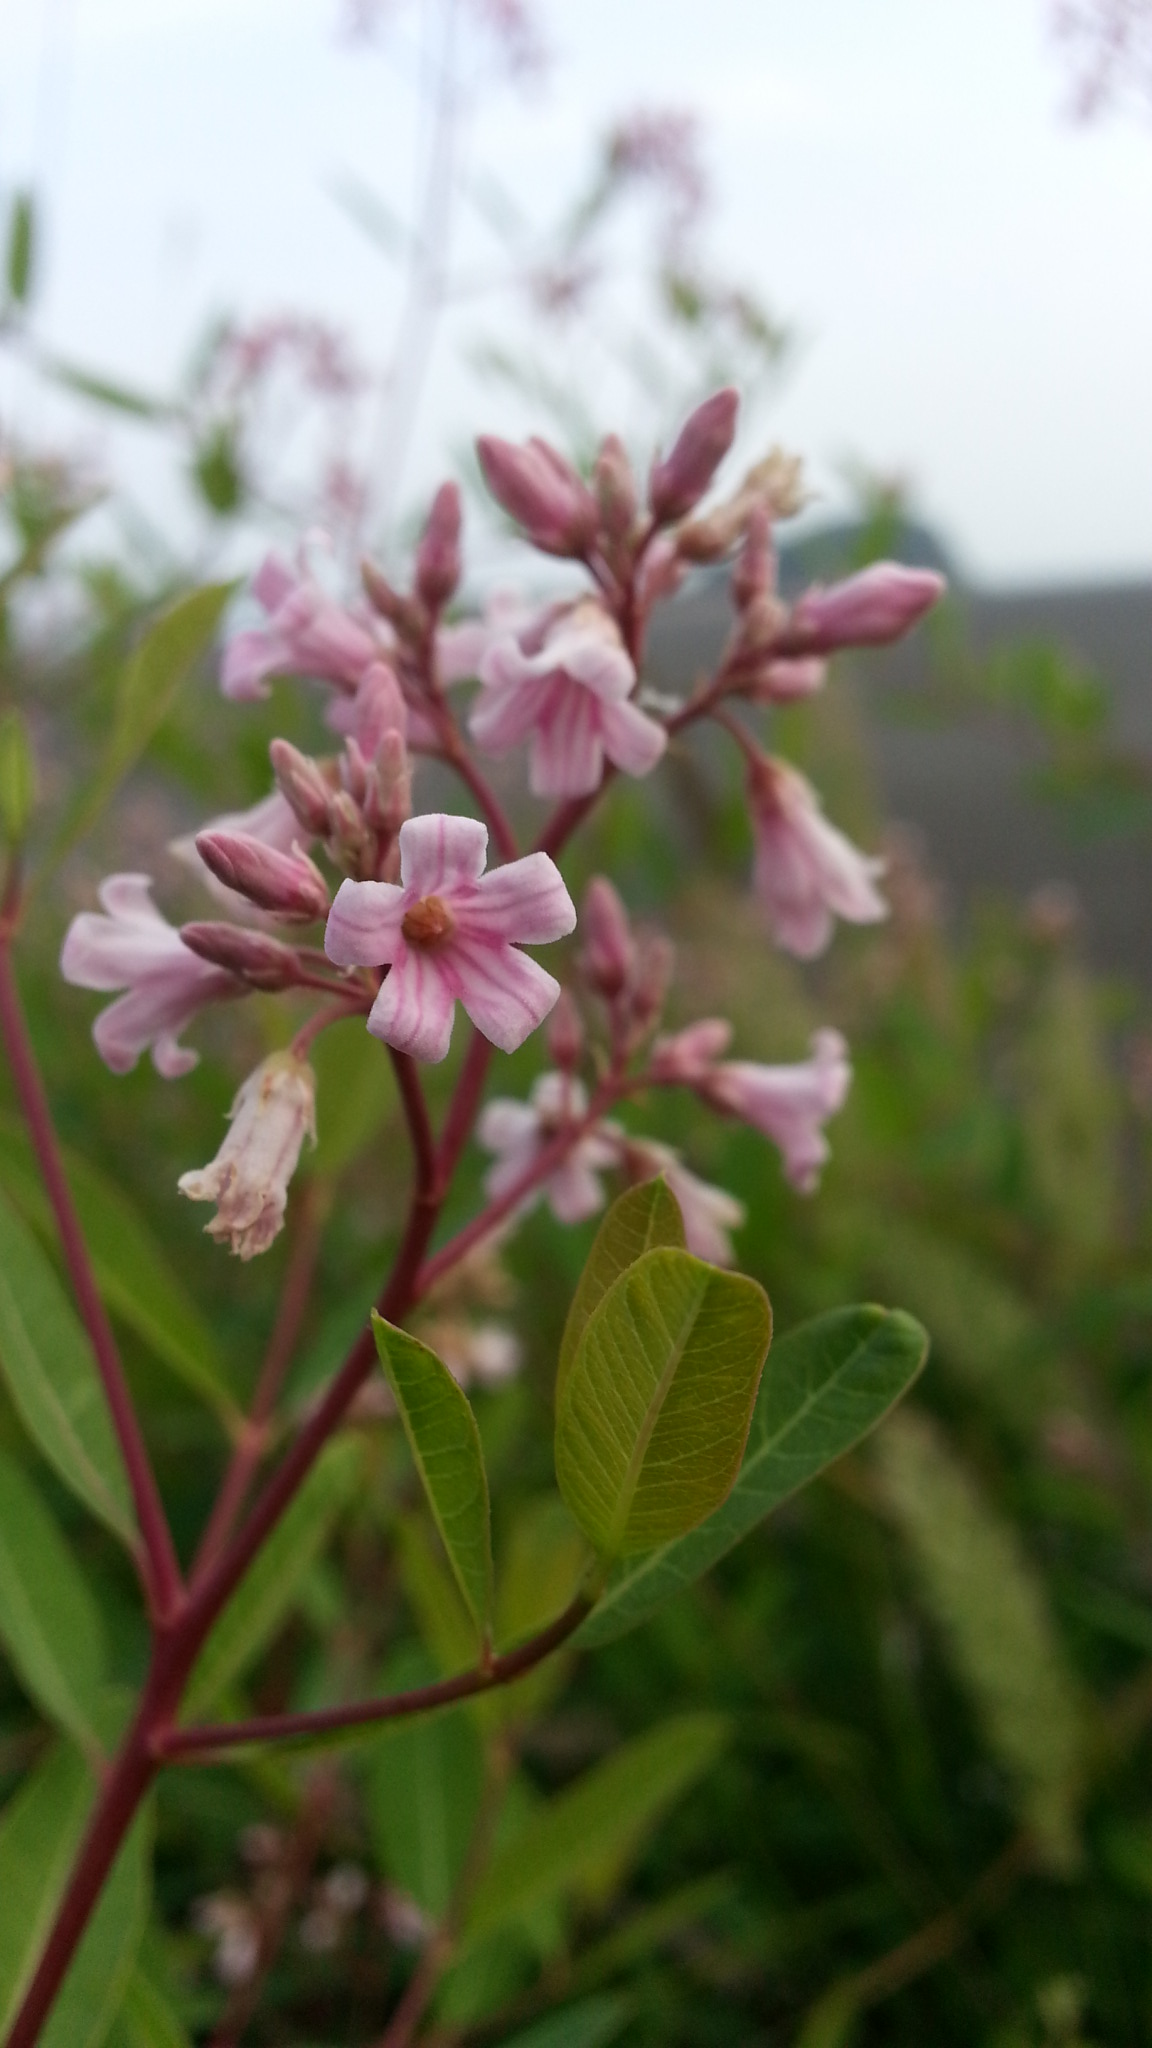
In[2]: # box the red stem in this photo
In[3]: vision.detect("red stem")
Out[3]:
[160,1590,593,1760]
[389,1046,438,1196]
[0,936,183,1619]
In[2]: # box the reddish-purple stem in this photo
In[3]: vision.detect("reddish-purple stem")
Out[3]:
[0,936,183,1618]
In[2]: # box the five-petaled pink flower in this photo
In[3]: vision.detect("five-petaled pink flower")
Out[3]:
[60,874,239,1076]
[472,600,666,798]
[324,814,576,1062]
[478,1072,620,1223]
[749,757,887,959]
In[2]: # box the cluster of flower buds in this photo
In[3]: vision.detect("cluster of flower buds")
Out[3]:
[60,383,945,1270]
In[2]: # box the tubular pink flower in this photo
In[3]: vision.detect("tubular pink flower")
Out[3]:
[704,1029,852,1193]
[629,1142,745,1266]
[221,551,384,702]
[472,602,666,798]
[178,1051,316,1259]
[478,1073,620,1224]
[777,562,945,655]
[60,873,239,1077]
[749,758,887,959]
[324,814,576,1063]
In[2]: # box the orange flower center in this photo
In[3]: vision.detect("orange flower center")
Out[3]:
[401,894,456,946]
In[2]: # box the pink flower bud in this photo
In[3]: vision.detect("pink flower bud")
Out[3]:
[651,1017,733,1084]
[780,562,945,654]
[547,988,585,1072]
[195,832,331,922]
[476,435,598,556]
[415,482,462,610]
[593,433,639,542]
[731,503,774,611]
[180,922,301,992]
[649,387,739,524]
[746,657,826,705]
[361,559,424,642]
[580,877,635,998]
[269,739,334,835]
[628,933,675,1034]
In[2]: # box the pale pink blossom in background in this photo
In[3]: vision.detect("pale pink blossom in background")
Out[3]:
[651,1017,734,1085]
[705,1028,852,1192]
[179,1051,316,1258]
[324,813,575,1062]
[221,551,383,701]
[478,1071,620,1222]
[629,1141,746,1265]
[472,600,665,797]
[60,874,238,1076]
[749,758,887,959]
[778,562,945,656]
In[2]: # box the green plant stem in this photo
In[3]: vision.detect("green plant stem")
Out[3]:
[0,928,183,1619]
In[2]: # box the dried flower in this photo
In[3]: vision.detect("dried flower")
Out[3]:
[178,1051,316,1259]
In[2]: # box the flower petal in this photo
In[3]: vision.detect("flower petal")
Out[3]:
[368,949,456,1063]
[529,684,603,797]
[466,852,577,946]
[448,935,560,1053]
[325,879,406,967]
[598,697,668,780]
[398,814,489,896]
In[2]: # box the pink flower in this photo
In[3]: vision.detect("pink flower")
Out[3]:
[628,1141,745,1266]
[324,813,576,1062]
[777,562,945,655]
[60,874,238,1076]
[704,1029,851,1192]
[472,601,666,798]
[651,1018,734,1084]
[749,758,887,959]
[478,1072,620,1223]
[221,553,384,702]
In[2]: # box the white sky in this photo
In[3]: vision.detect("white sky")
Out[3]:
[1,0,1151,586]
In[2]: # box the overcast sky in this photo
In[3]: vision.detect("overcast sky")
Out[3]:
[1,0,1150,586]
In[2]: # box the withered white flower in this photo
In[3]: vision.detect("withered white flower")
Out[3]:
[179,1050,316,1259]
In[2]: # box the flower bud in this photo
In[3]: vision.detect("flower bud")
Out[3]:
[593,433,638,542]
[780,563,946,654]
[269,738,333,836]
[325,789,373,871]
[580,877,635,998]
[180,922,302,992]
[361,559,424,642]
[731,503,774,611]
[547,988,585,1072]
[649,387,739,525]
[628,933,675,1035]
[178,1050,317,1259]
[651,1017,733,1084]
[364,728,412,836]
[415,482,462,610]
[195,831,330,922]
[475,435,598,556]
[745,656,826,704]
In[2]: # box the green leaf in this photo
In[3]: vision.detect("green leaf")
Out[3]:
[0,1188,136,1546]
[874,1408,1084,1871]
[555,1249,771,1557]
[182,1436,361,1718]
[42,1802,151,2048]
[114,1970,192,2048]
[498,1994,631,2048]
[6,191,35,304]
[0,1742,93,2036]
[309,1013,395,1176]
[365,1648,485,1917]
[0,1447,108,1750]
[0,1115,239,1430]
[576,1305,928,1648]
[395,1514,478,1676]
[464,1712,727,1946]
[45,358,173,421]
[49,582,234,864]
[0,708,36,845]
[373,1315,493,1649]
[556,1179,685,1410]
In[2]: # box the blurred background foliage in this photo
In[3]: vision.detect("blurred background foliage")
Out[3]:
[5,30,1152,2040]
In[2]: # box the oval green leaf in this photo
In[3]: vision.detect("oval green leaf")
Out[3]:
[555,1248,771,1558]
[373,1314,493,1650]
[0,1188,135,1547]
[556,1178,686,1411]
[575,1305,929,1648]
[0,1447,108,1751]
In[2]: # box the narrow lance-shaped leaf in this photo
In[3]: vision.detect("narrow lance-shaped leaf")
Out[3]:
[182,1437,361,1718]
[5,191,35,304]
[0,1113,240,1430]
[498,1996,632,2048]
[42,1801,152,2048]
[556,1179,686,1411]
[464,1713,727,1946]
[556,1248,771,1557]
[0,1447,108,1751]
[373,1314,494,1651]
[0,1188,136,1547]
[577,1305,929,1648]
[0,1743,93,2037]
[365,1647,485,1919]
